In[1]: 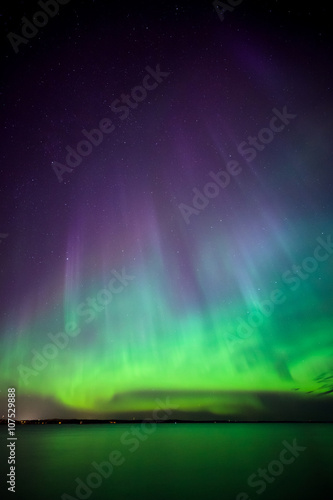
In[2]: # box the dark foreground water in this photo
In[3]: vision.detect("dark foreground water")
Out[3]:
[1,424,332,500]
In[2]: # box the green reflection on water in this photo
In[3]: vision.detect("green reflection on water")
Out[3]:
[2,424,333,500]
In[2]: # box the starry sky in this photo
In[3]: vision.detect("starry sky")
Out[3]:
[0,0,333,420]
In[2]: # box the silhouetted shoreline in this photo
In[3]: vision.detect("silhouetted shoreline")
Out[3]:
[1,419,332,425]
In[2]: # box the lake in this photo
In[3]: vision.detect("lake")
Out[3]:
[1,424,332,499]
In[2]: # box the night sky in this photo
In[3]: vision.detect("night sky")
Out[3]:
[1,1,333,420]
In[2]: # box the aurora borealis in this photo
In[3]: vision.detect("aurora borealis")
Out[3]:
[1,1,333,420]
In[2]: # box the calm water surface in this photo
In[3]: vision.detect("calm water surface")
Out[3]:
[1,424,332,499]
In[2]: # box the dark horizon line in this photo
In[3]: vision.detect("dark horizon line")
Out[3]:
[2,419,333,424]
